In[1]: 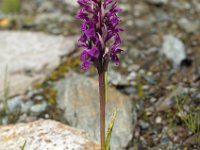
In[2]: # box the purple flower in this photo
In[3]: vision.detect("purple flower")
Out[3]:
[76,0,123,71]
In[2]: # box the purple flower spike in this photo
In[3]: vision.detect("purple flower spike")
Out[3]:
[76,0,123,71]
[81,60,91,70]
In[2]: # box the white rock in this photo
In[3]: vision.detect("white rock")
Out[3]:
[0,31,77,100]
[161,35,186,67]
[155,116,162,124]
[0,119,100,150]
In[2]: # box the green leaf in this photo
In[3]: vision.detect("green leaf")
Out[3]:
[106,110,117,150]
[21,141,26,150]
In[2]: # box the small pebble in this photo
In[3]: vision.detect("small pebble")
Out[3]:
[155,116,162,124]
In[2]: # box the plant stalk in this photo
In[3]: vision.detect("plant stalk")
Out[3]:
[99,70,106,150]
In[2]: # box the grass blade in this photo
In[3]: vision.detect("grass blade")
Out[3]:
[21,141,26,150]
[106,110,117,150]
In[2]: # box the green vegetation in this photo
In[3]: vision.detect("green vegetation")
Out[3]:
[1,0,21,14]
[175,95,188,112]
[3,66,9,115]
[183,112,200,141]
[106,110,117,150]
[136,75,144,97]
[47,57,80,81]
[176,95,200,142]
[21,141,26,150]
[0,67,9,123]
[0,66,20,124]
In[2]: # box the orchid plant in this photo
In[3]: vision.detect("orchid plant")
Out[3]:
[76,0,123,149]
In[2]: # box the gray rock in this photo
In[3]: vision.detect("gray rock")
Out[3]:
[30,101,48,114]
[55,72,137,150]
[134,18,152,28]
[194,0,200,12]
[34,95,43,101]
[1,117,8,125]
[18,113,28,122]
[63,0,79,8]
[21,101,34,113]
[139,120,150,130]
[34,12,73,25]
[133,3,150,17]
[7,96,22,113]
[38,1,54,13]
[170,1,191,10]
[155,10,170,21]
[108,69,128,85]
[161,35,186,67]
[0,31,78,100]
[147,0,168,5]
[126,72,137,82]
[178,18,199,33]
[0,119,100,150]
[153,85,186,112]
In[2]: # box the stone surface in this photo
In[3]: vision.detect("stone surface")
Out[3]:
[178,18,199,33]
[161,35,186,67]
[147,0,168,5]
[108,69,128,85]
[30,101,48,114]
[64,0,79,8]
[0,31,77,100]
[0,119,100,150]
[7,96,22,113]
[151,85,186,112]
[56,72,137,150]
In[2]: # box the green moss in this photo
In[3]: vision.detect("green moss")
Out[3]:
[33,82,43,89]
[47,57,80,81]
[44,88,58,105]
[1,0,21,14]
[41,87,60,120]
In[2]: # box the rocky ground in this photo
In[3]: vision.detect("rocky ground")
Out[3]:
[0,119,100,150]
[0,0,200,150]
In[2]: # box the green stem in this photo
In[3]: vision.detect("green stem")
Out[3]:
[99,71,106,150]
